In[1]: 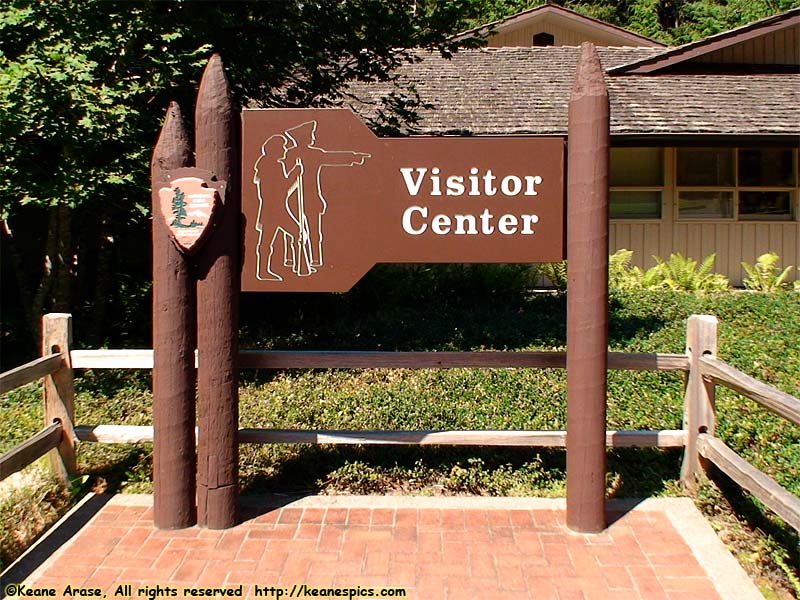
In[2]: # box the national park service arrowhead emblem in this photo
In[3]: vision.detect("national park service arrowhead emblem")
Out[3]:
[156,168,225,254]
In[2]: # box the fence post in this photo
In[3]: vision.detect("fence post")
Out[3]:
[42,313,77,482]
[681,314,718,487]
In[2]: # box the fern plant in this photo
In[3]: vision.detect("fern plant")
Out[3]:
[651,253,729,293]
[552,250,736,294]
[608,249,642,290]
[629,263,666,289]
[741,252,793,292]
[540,260,568,292]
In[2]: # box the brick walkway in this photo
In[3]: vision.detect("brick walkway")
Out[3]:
[4,495,762,600]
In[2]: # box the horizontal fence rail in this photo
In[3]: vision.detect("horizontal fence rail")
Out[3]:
[0,353,64,395]
[0,421,64,481]
[69,349,689,371]
[237,428,687,447]
[697,433,800,531]
[699,356,800,426]
[70,350,153,369]
[74,425,686,448]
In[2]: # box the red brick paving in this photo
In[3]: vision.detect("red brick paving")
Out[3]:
[6,496,744,600]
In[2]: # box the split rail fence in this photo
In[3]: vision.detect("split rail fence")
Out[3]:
[1,312,798,531]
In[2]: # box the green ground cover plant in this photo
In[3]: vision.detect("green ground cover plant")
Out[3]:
[1,263,798,595]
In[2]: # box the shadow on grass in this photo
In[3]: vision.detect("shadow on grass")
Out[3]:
[607,448,683,498]
[239,445,565,496]
[78,443,154,493]
[706,465,800,576]
[240,264,667,357]
[74,369,152,400]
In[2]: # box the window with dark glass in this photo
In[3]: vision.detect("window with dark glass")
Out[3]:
[738,148,794,186]
[677,148,734,187]
[738,191,792,219]
[737,148,795,220]
[609,148,663,219]
[532,32,555,46]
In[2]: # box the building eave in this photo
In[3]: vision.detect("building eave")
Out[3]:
[610,133,800,147]
[453,4,666,48]
[609,7,800,74]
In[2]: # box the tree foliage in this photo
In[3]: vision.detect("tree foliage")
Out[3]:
[0,0,480,362]
[466,0,799,44]
[1,0,797,364]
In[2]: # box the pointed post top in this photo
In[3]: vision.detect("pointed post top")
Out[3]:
[167,100,182,119]
[201,53,224,83]
[571,42,608,100]
[152,101,191,177]
[197,53,233,116]
[195,52,236,181]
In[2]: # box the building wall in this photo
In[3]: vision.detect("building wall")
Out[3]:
[487,14,657,47]
[609,148,800,285]
[610,222,799,285]
[693,24,800,65]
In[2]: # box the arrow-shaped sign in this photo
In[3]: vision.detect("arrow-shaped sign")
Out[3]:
[241,109,565,292]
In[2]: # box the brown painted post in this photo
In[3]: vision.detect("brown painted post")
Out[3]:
[681,315,718,487]
[195,54,240,529]
[566,42,609,533]
[151,102,197,529]
[42,313,77,482]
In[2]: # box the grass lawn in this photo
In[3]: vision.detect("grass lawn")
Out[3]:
[1,265,798,596]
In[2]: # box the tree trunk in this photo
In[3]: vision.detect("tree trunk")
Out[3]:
[89,217,115,344]
[52,203,73,313]
[28,207,60,345]
[1,218,41,354]
[3,203,75,354]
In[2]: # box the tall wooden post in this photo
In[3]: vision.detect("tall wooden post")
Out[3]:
[151,102,197,529]
[681,315,718,486]
[42,313,77,482]
[195,54,240,529]
[566,42,609,533]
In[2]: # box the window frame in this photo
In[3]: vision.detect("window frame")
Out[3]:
[675,147,797,222]
[609,147,664,221]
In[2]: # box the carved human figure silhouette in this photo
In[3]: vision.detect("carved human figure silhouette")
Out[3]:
[253,134,310,280]
[282,121,370,269]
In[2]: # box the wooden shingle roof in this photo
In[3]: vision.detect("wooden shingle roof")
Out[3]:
[346,46,800,139]
[608,72,799,137]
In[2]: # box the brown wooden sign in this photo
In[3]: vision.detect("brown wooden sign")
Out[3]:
[241,109,565,292]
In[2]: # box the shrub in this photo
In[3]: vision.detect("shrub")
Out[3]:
[609,249,641,290]
[552,250,731,294]
[741,252,794,292]
[647,253,730,293]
